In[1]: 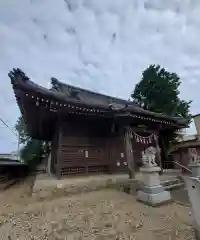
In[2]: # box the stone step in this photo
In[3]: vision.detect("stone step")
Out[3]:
[161,177,181,184]
[161,177,185,191]
[162,179,180,186]
[164,182,185,191]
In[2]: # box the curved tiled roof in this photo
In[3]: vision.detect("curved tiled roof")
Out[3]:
[9,68,189,127]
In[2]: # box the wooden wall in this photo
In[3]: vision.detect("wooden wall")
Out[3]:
[107,135,128,173]
[52,119,129,177]
[171,147,193,171]
[51,118,162,177]
[56,119,109,176]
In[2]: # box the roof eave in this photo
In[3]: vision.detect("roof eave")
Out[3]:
[9,68,189,129]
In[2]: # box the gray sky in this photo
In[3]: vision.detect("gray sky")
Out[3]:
[0,0,199,153]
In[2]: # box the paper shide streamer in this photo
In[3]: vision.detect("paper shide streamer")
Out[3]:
[133,132,156,145]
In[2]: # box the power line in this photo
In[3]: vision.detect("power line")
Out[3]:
[0,117,20,159]
[0,123,17,136]
[0,117,17,137]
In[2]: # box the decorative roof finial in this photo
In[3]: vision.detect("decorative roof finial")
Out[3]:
[8,68,29,83]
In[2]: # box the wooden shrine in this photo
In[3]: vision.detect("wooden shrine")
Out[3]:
[10,68,189,178]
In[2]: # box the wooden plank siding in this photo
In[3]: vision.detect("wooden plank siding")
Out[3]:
[52,119,128,176]
[108,136,128,173]
[57,120,110,176]
[51,120,163,177]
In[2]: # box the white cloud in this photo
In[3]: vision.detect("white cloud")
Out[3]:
[189,79,198,84]
[0,0,200,152]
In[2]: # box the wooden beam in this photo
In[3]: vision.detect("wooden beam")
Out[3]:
[124,126,134,178]
[131,126,155,133]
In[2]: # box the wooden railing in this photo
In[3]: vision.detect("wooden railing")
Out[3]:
[173,161,192,173]
[163,160,192,173]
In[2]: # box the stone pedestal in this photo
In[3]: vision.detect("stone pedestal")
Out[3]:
[188,163,200,177]
[185,177,200,240]
[137,166,171,206]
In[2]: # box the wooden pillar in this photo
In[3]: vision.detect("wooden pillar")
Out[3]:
[106,137,112,174]
[124,126,134,178]
[56,118,62,179]
[154,133,163,174]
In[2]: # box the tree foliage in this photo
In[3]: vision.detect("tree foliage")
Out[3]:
[15,116,31,144]
[20,140,43,164]
[15,116,50,165]
[131,64,192,118]
[131,64,192,153]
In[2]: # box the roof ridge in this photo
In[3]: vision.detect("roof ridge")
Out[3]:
[50,77,137,106]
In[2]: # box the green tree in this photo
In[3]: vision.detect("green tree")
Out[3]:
[15,116,31,144]
[15,116,50,165]
[132,65,191,118]
[131,64,191,163]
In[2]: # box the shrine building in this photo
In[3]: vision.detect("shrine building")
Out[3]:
[10,68,189,178]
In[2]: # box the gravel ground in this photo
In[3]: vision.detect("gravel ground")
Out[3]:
[0,181,195,240]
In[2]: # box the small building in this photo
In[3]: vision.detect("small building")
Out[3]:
[170,114,200,170]
[0,153,19,161]
[10,68,189,178]
[0,153,27,184]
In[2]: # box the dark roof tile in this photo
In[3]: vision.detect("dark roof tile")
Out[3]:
[9,68,190,127]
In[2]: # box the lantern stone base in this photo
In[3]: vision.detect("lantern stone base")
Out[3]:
[188,163,200,177]
[137,166,172,206]
[137,189,171,206]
